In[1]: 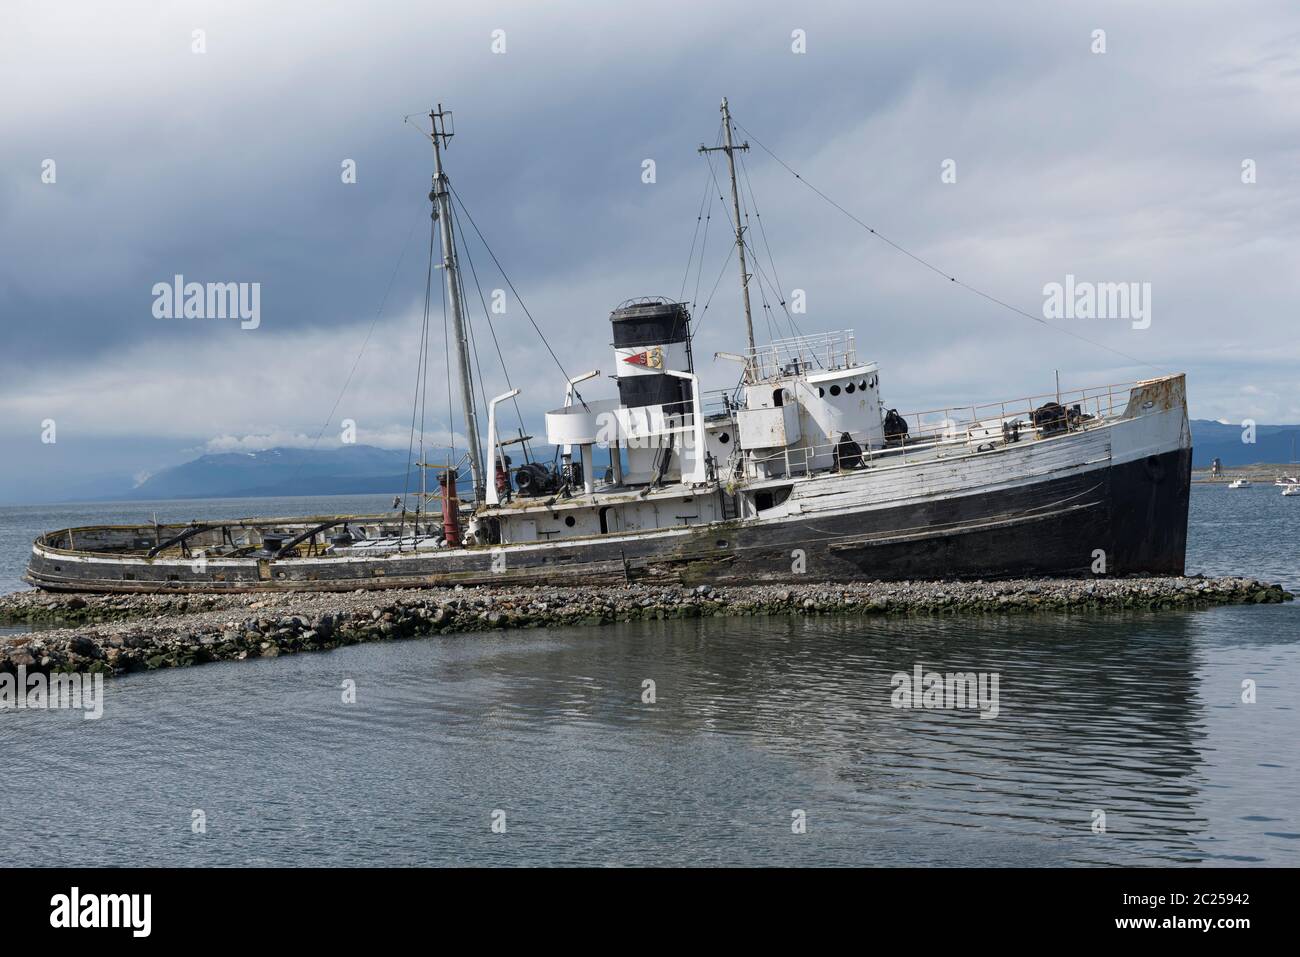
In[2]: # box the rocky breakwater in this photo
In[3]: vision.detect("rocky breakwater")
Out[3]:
[0,591,231,628]
[0,576,1292,678]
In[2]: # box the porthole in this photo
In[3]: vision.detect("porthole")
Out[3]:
[845,383,856,394]
[830,385,841,396]
[818,387,825,398]
[719,432,730,443]
[859,380,868,391]
[716,540,729,548]
[564,515,576,527]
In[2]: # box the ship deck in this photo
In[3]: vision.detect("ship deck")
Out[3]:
[22,374,1189,592]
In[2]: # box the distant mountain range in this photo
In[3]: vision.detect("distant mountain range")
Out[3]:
[69,420,1300,502]
[1187,420,1299,469]
[124,445,416,500]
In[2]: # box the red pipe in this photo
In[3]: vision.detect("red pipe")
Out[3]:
[440,468,460,544]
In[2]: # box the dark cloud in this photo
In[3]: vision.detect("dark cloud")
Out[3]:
[2,0,1298,502]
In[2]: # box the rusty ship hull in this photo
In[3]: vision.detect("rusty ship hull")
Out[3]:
[24,376,1193,593]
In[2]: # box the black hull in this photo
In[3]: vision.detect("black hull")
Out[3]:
[24,448,1192,593]
[681,445,1191,584]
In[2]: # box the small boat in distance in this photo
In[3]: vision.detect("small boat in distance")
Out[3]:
[1275,475,1298,487]
[1284,485,1300,497]
[1228,479,1251,489]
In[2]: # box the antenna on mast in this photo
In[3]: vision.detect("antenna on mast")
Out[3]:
[428,104,486,505]
[699,97,755,359]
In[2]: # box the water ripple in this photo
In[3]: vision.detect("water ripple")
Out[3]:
[1,486,1298,865]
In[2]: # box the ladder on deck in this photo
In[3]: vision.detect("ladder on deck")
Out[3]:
[719,489,739,521]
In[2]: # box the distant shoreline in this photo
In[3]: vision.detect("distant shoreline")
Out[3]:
[1193,464,1300,484]
[2,472,1296,507]
[0,491,399,510]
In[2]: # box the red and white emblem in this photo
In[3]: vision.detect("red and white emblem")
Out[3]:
[622,347,664,369]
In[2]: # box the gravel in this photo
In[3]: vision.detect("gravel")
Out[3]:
[0,576,1291,678]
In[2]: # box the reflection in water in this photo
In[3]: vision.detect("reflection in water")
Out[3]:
[442,611,1214,865]
[1,482,1298,865]
[4,603,1296,866]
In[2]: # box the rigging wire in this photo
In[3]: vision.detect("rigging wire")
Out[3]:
[448,205,495,463]
[458,262,510,469]
[747,257,815,364]
[448,183,591,410]
[690,242,737,337]
[732,120,1159,371]
[725,148,776,344]
[737,148,807,343]
[289,204,426,490]
[750,254,777,343]
[691,158,717,311]
[743,238,817,355]
[679,157,715,303]
[398,211,439,546]
[415,227,433,527]
[734,154,778,344]
[699,140,781,342]
[681,121,724,306]
[451,196,532,463]
[440,226,456,497]
[458,264,518,490]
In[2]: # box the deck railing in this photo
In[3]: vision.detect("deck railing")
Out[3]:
[746,331,858,382]
[740,380,1141,480]
[700,388,739,419]
[899,381,1138,446]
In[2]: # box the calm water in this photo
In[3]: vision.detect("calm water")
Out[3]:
[0,486,1297,866]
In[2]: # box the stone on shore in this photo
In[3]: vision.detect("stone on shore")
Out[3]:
[0,576,1291,679]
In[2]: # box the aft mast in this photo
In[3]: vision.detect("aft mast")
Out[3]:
[428,105,486,503]
[699,97,755,358]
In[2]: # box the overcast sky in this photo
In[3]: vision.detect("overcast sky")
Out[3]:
[2,0,1298,503]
